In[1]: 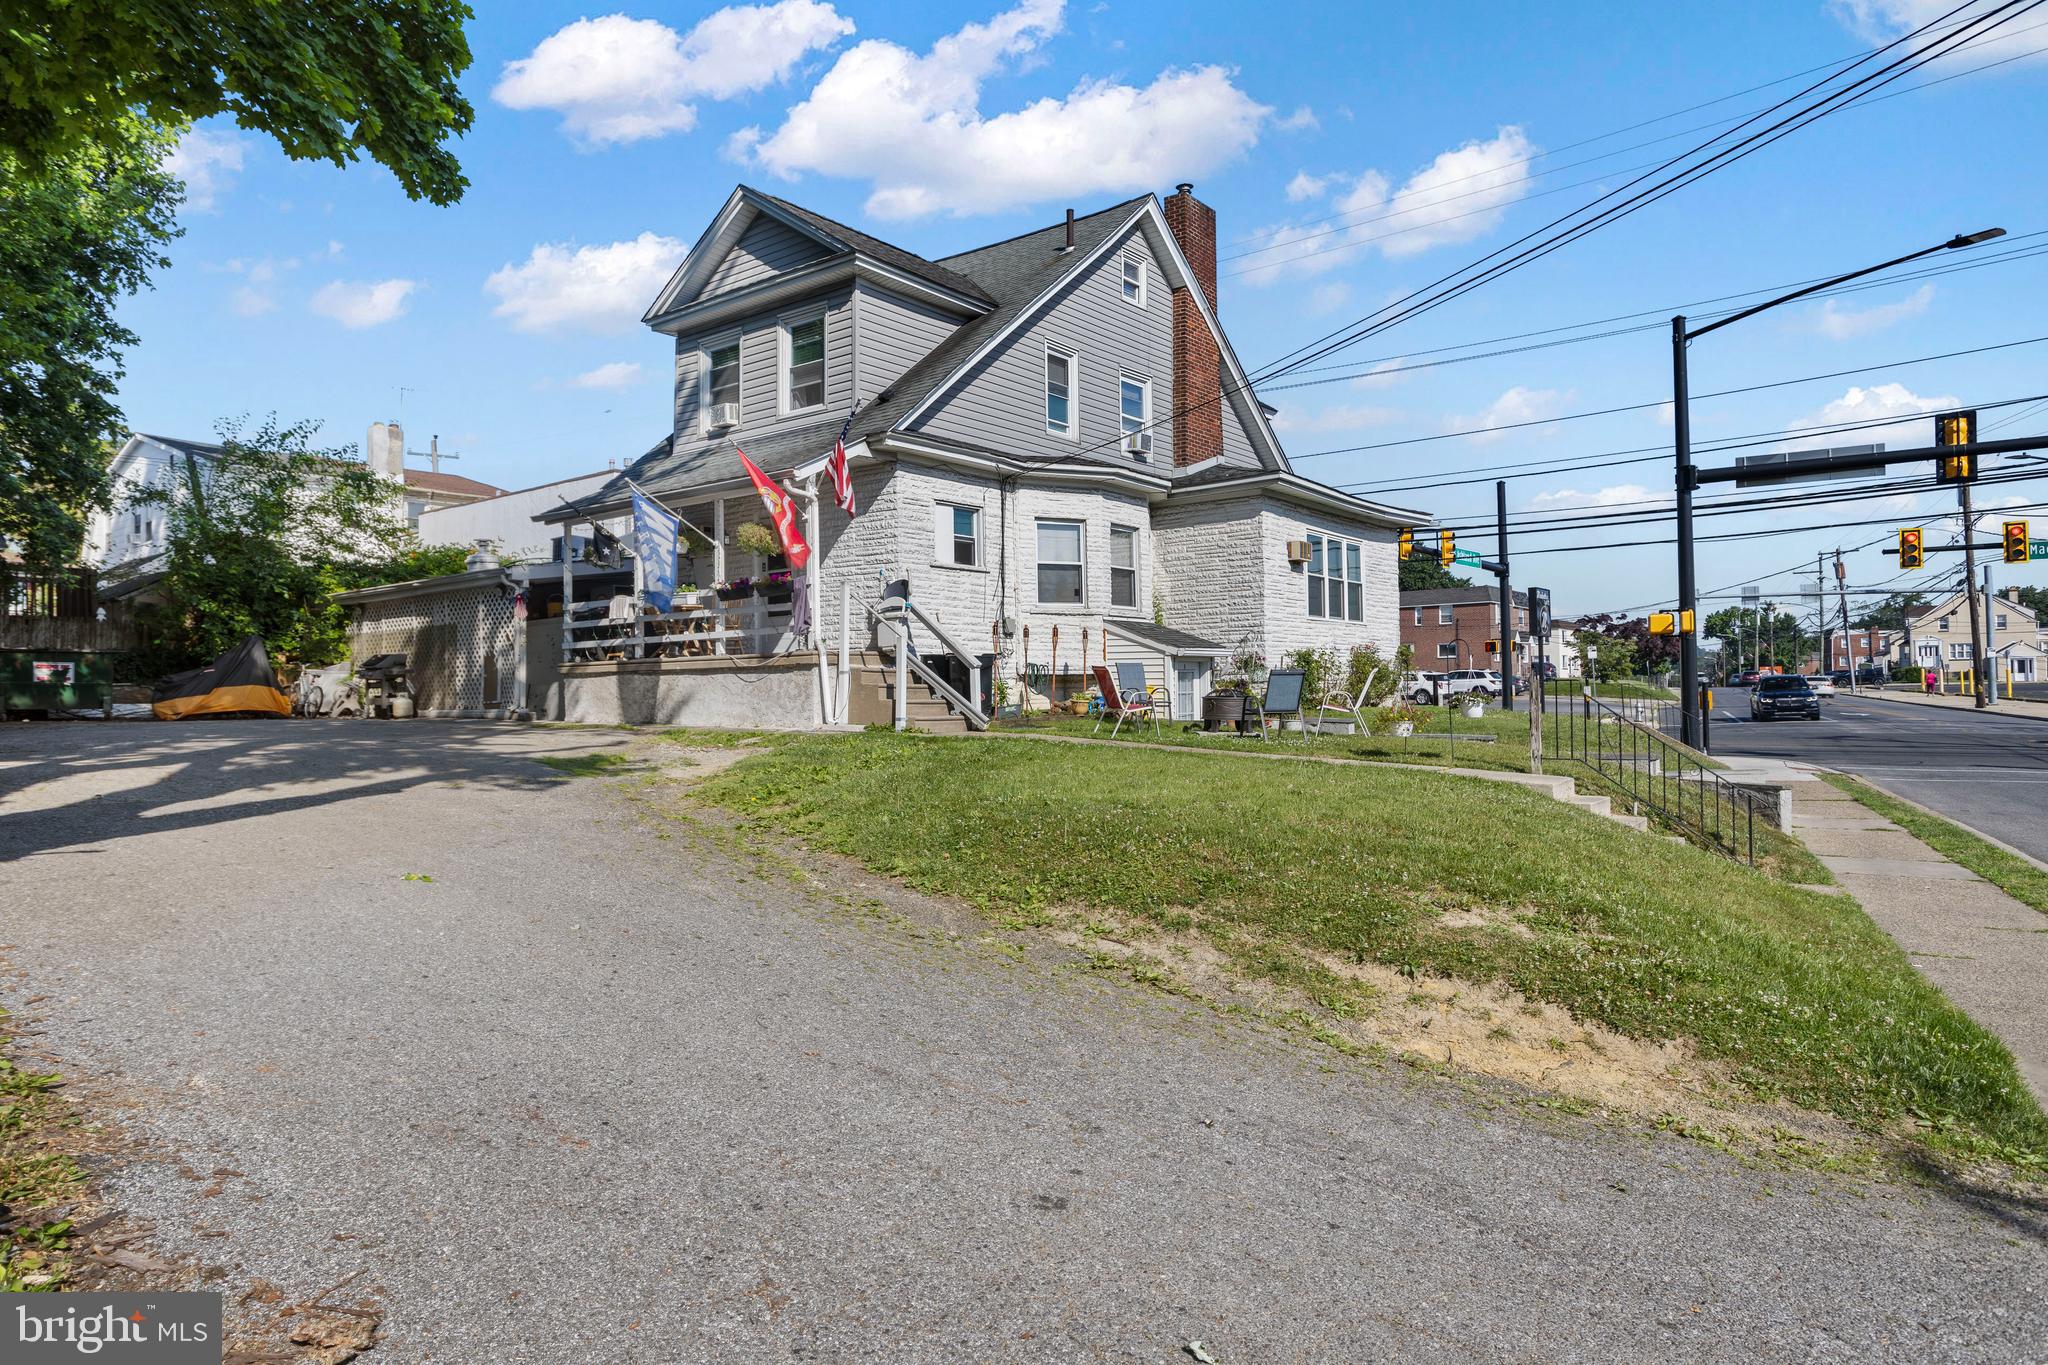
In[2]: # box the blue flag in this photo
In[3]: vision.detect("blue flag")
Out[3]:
[631,485,682,613]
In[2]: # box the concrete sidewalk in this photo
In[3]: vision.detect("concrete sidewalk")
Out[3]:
[1784,776,2048,1105]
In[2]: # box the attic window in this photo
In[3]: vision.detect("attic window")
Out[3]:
[1045,346,1076,438]
[1120,256,1147,307]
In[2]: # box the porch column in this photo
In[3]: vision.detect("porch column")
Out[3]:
[560,524,575,666]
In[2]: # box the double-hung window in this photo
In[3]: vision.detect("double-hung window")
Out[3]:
[1119,375,1149,439]
[1437,605,1454,625]
[1306,533,1366,621]
[1950,642,1971,660]
[784,314,825,413]
[1045,347,1076,438]
[1109,525,1138,609]
[704,339,740,426]
[1120,256,1147,307]
[1437,642,1459,659]
[936,503,981,568]
[1037,519,1084,604]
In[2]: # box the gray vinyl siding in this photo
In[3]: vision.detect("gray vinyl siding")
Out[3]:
[702,215,830,297]
[1221,390,1264,469]
[911,226,1173,470]
[672,289,853,441]
[853,282,959,402]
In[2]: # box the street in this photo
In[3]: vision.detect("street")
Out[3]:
[1706,691,2048,862]
[2,721,2042,1362]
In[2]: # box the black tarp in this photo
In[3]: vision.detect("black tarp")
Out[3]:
[152,635,290,720]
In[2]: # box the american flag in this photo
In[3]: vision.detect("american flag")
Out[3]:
[827,437,857,517]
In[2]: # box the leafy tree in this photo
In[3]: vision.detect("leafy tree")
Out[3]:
[1852,592,1929,633]
[0,119,181,568]
[3,1,476,205]
[2008,585,2047,618]
[1399,555,1471,591]
[131,418,453,674]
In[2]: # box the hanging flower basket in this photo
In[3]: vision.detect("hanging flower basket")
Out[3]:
[716,577,755,602]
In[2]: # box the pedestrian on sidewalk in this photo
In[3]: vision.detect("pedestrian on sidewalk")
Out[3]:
[1924,669,1938,695]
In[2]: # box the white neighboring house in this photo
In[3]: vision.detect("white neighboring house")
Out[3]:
[535,183,1430,717]
[1902,588,2048,687]
[416,471,629,564]
[88,425,504,590]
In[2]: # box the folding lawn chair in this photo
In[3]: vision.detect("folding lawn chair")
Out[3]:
[1091,663,1160,739]
[1313,667,1377,735]
[1114,661,1171,720]
[1251,668,1307,739]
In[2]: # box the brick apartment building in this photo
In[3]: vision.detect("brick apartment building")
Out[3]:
[1400,588,1531,679]
[1824,628,1888,673]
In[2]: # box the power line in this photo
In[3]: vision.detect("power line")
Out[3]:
[1296,333,2048,463]
[1251,2,2034,385]
[1514,495,2048,558]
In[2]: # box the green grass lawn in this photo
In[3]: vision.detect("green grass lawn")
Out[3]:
[695,731,2047,1165]
[1543,678,1677,700]
[997,707,1538,774]
[1822,773,2048,917]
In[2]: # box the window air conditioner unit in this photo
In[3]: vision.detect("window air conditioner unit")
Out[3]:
[1124,431,1153,458]
[1285,538,1313,565]
[708,402,741,430]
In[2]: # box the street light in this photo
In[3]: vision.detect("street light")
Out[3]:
[1670,227,2004,749]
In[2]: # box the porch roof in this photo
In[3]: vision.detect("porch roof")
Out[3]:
[541,417,849,525]
[1105,618,1228,657]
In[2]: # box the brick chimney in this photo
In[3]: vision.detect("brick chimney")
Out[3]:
[366,421,405,481]
[1163,183,1222,468]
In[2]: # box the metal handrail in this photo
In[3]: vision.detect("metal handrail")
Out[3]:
[865,601,988,729]
[1544,687,1758,864]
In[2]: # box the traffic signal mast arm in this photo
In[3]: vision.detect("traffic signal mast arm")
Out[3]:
[1692,436,2042,487]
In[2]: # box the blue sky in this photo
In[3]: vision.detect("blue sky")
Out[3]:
[123,0,2048,618]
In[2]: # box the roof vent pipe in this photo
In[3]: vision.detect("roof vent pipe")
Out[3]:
[1061,208,1074,252]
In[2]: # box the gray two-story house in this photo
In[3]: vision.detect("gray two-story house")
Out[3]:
[535,182,1427,728]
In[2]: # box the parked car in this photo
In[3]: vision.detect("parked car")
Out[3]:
[1400,671,1443,704]
[1751,674,1821,721]
[1440,669,1500,701]
[1855,664,1887,686]
[1809,674,1837,699]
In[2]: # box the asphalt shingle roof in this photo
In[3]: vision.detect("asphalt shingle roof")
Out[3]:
[750,190,996,307]
[1104,618,1227,654]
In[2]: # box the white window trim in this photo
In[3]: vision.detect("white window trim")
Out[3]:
[1438,605,1454,625]
[1304,533,1364,623]
[935,500,984,571]
[1436,642,1459,659]
[1108,523,1140,610]
[778,306,828,417]
[697,329,743,436]
[1119,255,1148,308]
[1044,344,1078,441]
[1035,517,1087,607]
[1117,372,1151,436]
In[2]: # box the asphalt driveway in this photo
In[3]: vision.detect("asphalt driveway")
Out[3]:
[1,721,2042,1362]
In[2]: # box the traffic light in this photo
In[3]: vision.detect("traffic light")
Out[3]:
[1647,610,1695,636]
[1935,409,1978,485]
[1484,638,1500,656]
[1439,530,1455,566]
[1398,528,1414,560]
[1898,527,1924,570]
[2005,519,2030,565]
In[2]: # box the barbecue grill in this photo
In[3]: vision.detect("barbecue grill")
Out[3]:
[356,653,413,719]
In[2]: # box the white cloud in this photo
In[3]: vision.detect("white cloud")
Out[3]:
[309,278,417,329]
[1449,385,1570,444]
[1306,281,1351,314]
[164,127,246,212]
[1268,401,1401,434]
[568,361,646,390]
[1348,357,1409,390]
[740,0,1270,219]
[1275,105,1319,132]
[1285,170,1332,202]
[1784,382,1958,452]
[1832,1,2048,68]
[1526,483,1666,512]
[1811,283,1934,340]
[494,2,855,148]
[484,233,685,333]
[231,259,287,316]
[1241,127,1536,282]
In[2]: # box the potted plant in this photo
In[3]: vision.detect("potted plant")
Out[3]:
[992,678,1020,720]
[734,521,780,559]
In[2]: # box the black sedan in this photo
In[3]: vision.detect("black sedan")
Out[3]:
[1750,674,1821,721]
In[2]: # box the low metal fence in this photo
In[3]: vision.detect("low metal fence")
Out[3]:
[1543,688,1759,865]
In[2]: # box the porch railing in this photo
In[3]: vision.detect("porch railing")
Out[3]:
[1543,688,1759,865]
[561,592,794,662]
[866,598,988,731]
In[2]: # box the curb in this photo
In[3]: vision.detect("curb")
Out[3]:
[1843,691,2048,723]
[1820,768,2048,874]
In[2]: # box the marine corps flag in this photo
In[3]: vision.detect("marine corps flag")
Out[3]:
[736,447,811,570]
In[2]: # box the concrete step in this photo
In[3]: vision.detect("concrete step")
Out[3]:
[1564,794,1613,818]
[1611,813,1652,832]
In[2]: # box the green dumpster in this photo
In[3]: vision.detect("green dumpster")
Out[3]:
[1,650,113,716]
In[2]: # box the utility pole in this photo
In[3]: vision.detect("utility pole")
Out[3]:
[1960,482,1990,709]
[1836,549,1852,692]
[1671,317,1700,745]
[1815,551,1827,677]
[1984,562,1999,705]
[1497,479,1514,712]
